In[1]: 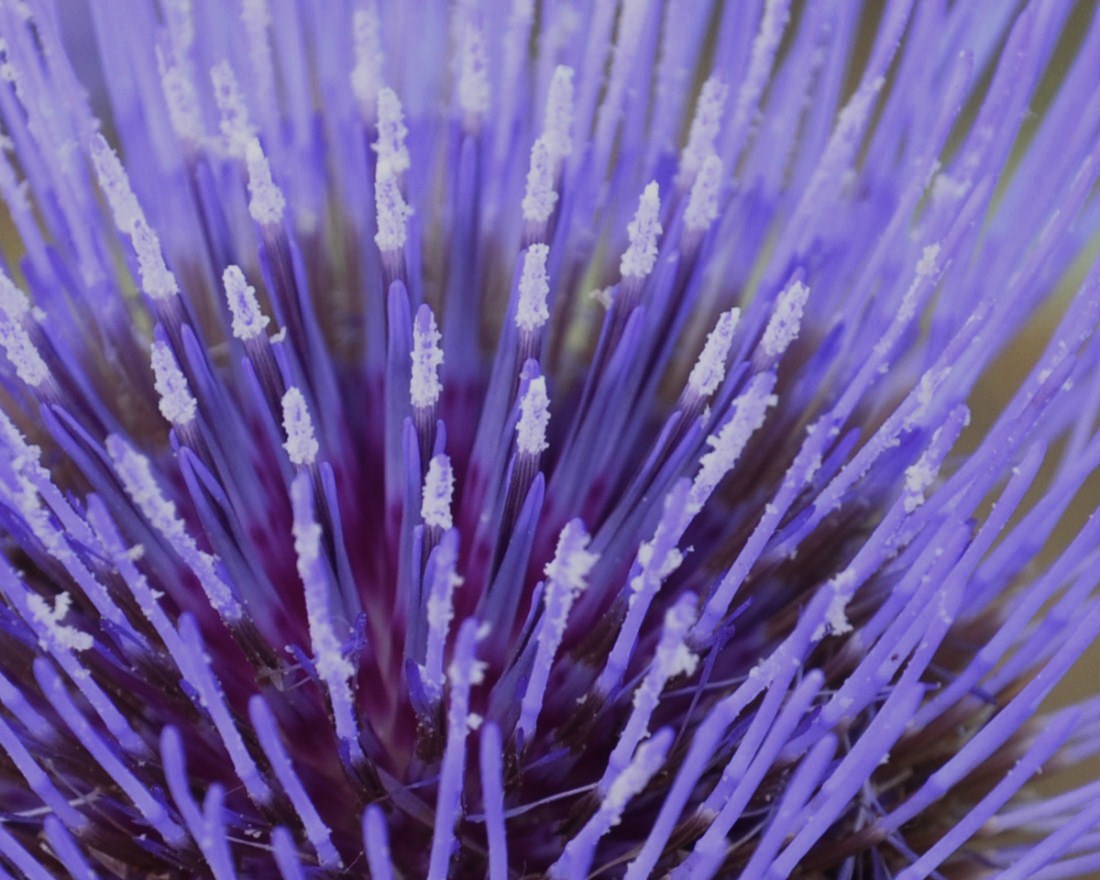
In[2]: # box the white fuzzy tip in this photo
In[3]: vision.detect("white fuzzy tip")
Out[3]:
[678,77,728,187]
[151,340,197,426]
[516,244,551,334]
[522,137,559,225]
[350,3,384,115]
[687,308,740,398]
[222,265,270,341]
[0,272,30,321]
[0,318,48,388]
[421,454,455,530]
[684,154,724,233]
[245,138,285,226]
[620,182,662,280]
[543,65,575,164]
[410,305,444,410]
[27,592,93,653]
[517,375,550,456]
[158,50,203,145]
[458,24,490,123]
[374,87,410,176]
[210,61,255,159]
[916,244,941,278]
[374,168,412,253]
[89,134,144,235]
[544,519,598,595]
[761,280,810,359]
[281,386,319,466]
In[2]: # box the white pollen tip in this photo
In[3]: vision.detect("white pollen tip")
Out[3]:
[687,308,740,398]
[761,280,810,359]
[458,23,490,122]
[0,271,30,320]
[543,65,575,163]
[516,244,551,333]
[517,373,550,456]
[374,168,412,253]
[678,76,729,188]
[421,454,455,530]
[281,386,319,466]
[245,138,286,226]
[0,318,48,387]
[684,154,724,233]
[151,340,197,426]
[28,592,93,652]
[544,519,598,594]
[89,134,143,234]
[211,61,255,159]
[620,182,662,280]
[374,87,410,176]
[222,265,270,341]
[410,305,444,410]
[916,244,941,278]
[350,3,384,115]
[157,50,203,145]
[522,137,559,225]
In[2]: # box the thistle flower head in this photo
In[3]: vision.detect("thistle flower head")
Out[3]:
[0,2,1098,879]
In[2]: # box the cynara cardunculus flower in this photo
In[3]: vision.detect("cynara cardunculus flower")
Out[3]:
[1,0,1100,877]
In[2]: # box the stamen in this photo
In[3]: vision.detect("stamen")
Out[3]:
[683,154,724,234]
[374,168,412,254]
[210,61,255,159]
[678,77,728,188]
[157,50,203,146]
[686,308,740,400]
[150,340,197,426]
[421,530,461,704]
[760,279,810,359]
[26,593,92,653]
[410,304,444,411]
[281,386,319,467]
[222,265,270,342]
[517,519,597,744]
[422,454,455,531]
[350,2,384,118]
[516,374,550,456]
[515,244,550,335]
[543,65,575,166]
[620,182,662,281]
[458,23,490,128]
[246,138,286,227]
[522,137,559,226]
[374,87,410,176]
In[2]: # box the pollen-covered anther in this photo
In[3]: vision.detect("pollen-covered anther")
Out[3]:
[157,48,203,147]
[517,374,550,456]
[620,182,662,281]
[458,22,490,129]
[151,340,197,426]
[684,154,724,234]
[686,307,740,401]
[281,386,319,467]
[27,592,93,653]
[522,137,559,229]
[543,65,575,166]
[245,138,285,227]
[410,305,444,411]
[210,61,255,160]
[677,76,729,188]
[516,244,551,335]
[760,279,810,360]
[222,265,270,342]
[374,167,412,255]
[421,454,455,531]
[350,2,384,118]
[0,305,48,389]
[374,87,410,177]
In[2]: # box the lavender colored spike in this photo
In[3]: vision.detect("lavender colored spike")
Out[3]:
[248,695,342,869]
[271,827,307,880]
[428,618,484,879]
[362,805,395,880]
